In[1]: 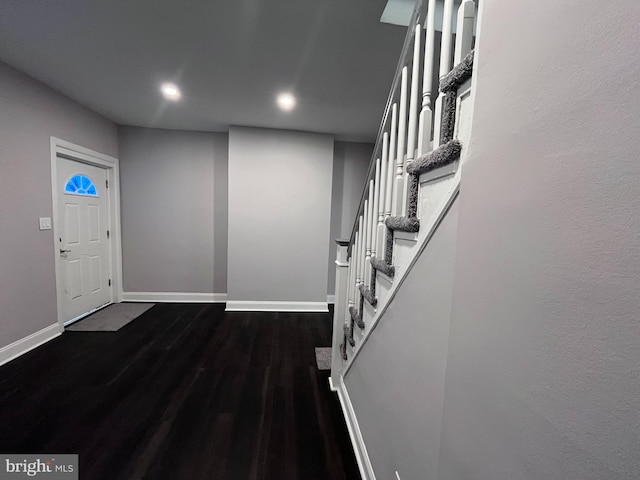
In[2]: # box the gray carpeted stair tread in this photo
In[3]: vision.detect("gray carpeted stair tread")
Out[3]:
[407,139,462,177]
[407,175,419,218]
[369,270,377,298]
[439,50,474,93]
[344,323,356,346]
[385,227,394,264]
[371,256,395,278]
[349,305,365,330]
[359,283,377,307]
[386,216,420,233]
[440,91,457,144]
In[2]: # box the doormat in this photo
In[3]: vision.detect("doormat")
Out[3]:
[315,347,332,370]
[66,303,155,332]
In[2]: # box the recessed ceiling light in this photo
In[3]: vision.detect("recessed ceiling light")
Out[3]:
[161,83,181,101]
[277,92,296,111]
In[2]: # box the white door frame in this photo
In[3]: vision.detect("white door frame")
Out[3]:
[50,137,123,328]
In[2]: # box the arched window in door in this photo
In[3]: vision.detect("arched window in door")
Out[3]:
[64,174,98,196]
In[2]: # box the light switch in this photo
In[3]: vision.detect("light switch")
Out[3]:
[39,217,52,230]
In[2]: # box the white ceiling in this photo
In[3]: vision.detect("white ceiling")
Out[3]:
[0,0,407,142]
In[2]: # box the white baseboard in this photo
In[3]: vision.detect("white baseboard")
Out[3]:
[328,376,338,392]
[225,300,329,312]
[0,323,62,367]
[122,292,227,303]
[327,294,336,304]
[336,376,376,480]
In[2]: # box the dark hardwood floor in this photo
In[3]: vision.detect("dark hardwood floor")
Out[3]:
[0,304,360,480]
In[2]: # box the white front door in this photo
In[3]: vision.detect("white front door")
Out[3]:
[56,157,112,324]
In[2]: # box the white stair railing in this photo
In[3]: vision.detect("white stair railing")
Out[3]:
[334,0,477,370]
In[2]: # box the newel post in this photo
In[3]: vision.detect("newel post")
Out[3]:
[331,239,350,390]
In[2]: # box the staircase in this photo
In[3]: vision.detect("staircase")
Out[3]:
[330,0,478,414]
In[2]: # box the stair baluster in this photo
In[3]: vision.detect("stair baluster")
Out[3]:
[417,0,437,157]
[357,213,364,294]
[364,181,374,289]
[392,67,408,216]
[370,158,381,285]
[346,251,355,322]
[433,0,455,148]
[402,23,423,216]
[454,1,475,65]
[385,103,398,226]
[349,230,359,347]
[356,213,366,329]
[376,135,388,258]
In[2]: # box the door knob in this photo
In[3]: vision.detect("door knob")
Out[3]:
[60,249,71,254]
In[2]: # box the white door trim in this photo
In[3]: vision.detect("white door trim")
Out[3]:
[50,137,123,328]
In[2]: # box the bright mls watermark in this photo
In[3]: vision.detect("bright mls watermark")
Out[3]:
[1,455,77,479]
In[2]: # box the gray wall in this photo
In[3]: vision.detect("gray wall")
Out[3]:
[327,141,372,296]
[227,126,334,304]
[437,1,640,479]
[345,200,459,480]
[0,60,118,348]
[118,127,228,293]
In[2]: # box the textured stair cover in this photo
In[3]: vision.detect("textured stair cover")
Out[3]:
[371,256,395,278]
[385,227,394,263]
[439,49,474,93]
[344,322,356,347]
[349,305,365,330]
[407,139,462,176]
[386,216,420,233]
[407,175,419,218]
[440,91,457,144]
[437,50,474,144]
[369,270,377,297]
[359,283,377,307]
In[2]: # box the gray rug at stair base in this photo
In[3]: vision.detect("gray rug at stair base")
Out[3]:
[66,303,155,331]
[315,347,332,370]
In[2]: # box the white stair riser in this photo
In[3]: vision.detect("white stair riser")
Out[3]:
[375,273,393,313]
[363,301,376,331]
[455,77,474,149]
[419,169,458,227]
[393,233,419,279]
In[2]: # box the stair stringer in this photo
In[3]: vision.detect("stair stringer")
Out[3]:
[342,169,461,373]
[340,184,462,480]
